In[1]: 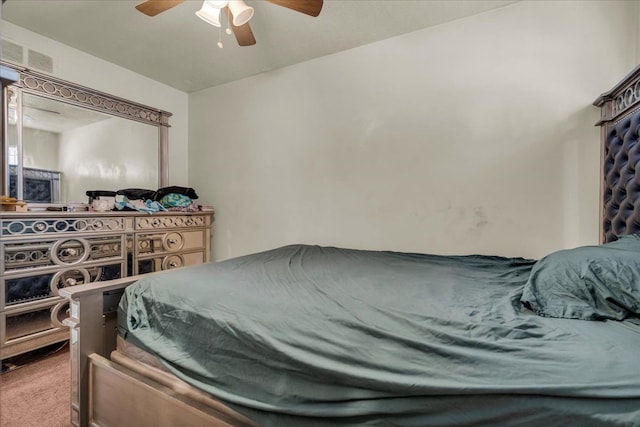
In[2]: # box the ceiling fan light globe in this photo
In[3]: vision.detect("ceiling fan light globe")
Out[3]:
[195,1,223,27]
[228,0,254,26]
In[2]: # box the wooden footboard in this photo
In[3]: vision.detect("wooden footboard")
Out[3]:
[61,276,142,427]
[89,353,256,427]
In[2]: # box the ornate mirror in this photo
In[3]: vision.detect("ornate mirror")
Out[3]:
[1,62,171,206]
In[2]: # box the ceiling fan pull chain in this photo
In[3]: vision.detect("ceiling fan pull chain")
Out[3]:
[226,7,232,35]
[217,25,223,48]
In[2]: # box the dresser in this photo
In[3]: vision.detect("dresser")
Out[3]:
[0,210,213,359]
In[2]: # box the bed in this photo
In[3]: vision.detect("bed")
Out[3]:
[60,64,640,427]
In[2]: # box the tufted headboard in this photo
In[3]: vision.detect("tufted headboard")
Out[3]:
[594,65,640,243]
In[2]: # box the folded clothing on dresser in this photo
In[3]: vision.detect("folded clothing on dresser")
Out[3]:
[112,186,201,212]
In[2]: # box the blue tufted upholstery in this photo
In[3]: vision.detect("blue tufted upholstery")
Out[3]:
[603,108,640,242]
[5,274,53,304]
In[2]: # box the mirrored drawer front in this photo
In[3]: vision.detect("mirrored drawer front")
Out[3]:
[1,217,125,237]
[137,252,204,274]
[3,235,124,271]
[3,301,67,342]
[136,230,205,256]
[135,215,207,230]
[4,263,123,306]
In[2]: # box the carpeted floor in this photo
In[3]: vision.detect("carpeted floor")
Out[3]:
[0,344,70,427]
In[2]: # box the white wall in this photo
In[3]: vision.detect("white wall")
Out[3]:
[189,0,638,261]
[22,128,59,171]
[1,21,189,186]
[58,118,158,202]
[637,0,640,63]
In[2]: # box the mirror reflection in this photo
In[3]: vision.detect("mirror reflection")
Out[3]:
[7,90,159,204]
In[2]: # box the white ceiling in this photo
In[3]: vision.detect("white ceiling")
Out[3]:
[22,92,109,132]
[1,0,518,93]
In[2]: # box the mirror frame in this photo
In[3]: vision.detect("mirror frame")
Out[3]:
[1,61,171,202]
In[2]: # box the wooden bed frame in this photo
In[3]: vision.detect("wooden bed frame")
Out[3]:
[61,65,640,427]
[61,274,259,427]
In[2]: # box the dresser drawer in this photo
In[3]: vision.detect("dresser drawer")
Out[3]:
[1,299,68,344]
[3,235,125,272]
[1,216,126,237]
[136,252,205,275]
[135,214,208,231]
[135,230,205,256]
[2,262,124,307]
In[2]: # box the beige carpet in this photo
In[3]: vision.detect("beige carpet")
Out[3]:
[0,345,70,427]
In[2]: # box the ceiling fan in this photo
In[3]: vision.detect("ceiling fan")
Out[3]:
[135,0,323,47]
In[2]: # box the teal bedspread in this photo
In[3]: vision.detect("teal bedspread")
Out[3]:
[119,244,640,426]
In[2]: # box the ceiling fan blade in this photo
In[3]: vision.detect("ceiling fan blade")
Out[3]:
[226,6,256,46]
[135,0,185,17]
[265,0,323,17]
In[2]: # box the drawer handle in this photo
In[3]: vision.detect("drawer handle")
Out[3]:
[50,268,90,295]
[162,255,184,270]
[50,239,90,266]
[62,248,79,257]
[162,233,184,252]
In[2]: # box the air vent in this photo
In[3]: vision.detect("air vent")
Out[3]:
[27,49,53,73]
[1,39,24,65]
[0,38,55,74]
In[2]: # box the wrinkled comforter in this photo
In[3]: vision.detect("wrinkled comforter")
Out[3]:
[119,244,640,427]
